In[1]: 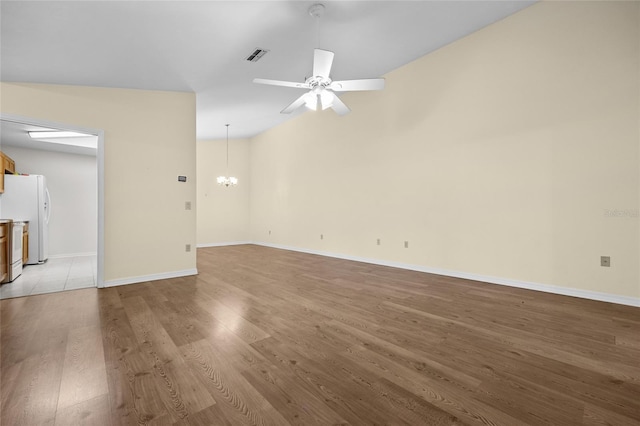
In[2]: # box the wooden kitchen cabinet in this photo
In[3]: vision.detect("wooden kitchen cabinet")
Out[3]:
[0,221,8,283]
[22,222,29,264]
[0,151,16,194]
[2,152,16,173]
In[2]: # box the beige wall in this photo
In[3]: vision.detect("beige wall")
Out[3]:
[197,137,250,245]
[0,83,197,282]
[250,1,639,300]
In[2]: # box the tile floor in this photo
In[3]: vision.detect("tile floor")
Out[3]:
[0,255,96,299]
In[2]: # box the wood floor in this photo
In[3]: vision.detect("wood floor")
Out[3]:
[1,245,639,425]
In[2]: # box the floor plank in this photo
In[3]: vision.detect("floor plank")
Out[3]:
[1,244,639,425]
[1,327,68,425]
[54,394,112,426]
[57,325,109,410]
[179,338,290,425]
[121,295,216,423]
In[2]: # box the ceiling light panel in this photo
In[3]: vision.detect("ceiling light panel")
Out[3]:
[28,131,93,139]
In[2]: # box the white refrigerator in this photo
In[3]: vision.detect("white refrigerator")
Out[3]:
[2,175,50,264]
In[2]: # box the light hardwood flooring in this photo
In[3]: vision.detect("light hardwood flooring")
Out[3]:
[1,245,639,425]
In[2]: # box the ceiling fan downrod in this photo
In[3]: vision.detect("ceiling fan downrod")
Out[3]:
[309,4,325,49]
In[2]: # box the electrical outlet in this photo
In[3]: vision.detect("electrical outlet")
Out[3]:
[269,230,271,235]
[377,238,381,246]
[601,256,610,267]
[404,241,409,248]
[185,201,191,210]
[185,244,191,252]
[320,234,324,240]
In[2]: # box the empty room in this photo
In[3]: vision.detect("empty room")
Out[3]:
[1,1,638,425]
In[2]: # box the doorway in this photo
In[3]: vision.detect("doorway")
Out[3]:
[0,114,104,298]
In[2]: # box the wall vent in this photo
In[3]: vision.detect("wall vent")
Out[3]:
[246,48,269,62]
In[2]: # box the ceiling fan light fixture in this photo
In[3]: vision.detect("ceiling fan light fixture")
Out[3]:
[253,3,384,116]
[320,90,334,110]
[304,92,318,110]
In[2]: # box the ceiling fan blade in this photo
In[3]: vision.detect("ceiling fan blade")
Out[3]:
[329,78,385,92]
[330,94,351,116]
[254,78,310,89]
[313,49,334,78]
[281,92,309,114]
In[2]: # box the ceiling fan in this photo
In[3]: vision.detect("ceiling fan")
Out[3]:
[253,4,385,116]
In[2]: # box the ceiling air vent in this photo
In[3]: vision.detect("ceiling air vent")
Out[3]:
[246,48,269,62]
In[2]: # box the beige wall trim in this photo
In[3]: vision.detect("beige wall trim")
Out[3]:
[104,268,198,288]
[252,243,640,308]
[197,241,252,248]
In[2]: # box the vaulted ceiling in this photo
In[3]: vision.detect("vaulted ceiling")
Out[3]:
[1,1,535,140]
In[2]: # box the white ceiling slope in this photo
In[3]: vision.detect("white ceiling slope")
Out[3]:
[1,1,535,141]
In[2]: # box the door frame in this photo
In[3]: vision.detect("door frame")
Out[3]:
[0,113,105,288]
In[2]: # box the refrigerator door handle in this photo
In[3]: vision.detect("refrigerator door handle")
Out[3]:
[45,187,52,224]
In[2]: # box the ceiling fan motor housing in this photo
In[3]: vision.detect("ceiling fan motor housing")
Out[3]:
[306,76,331,90]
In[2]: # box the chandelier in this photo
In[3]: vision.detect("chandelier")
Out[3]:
[217,124,238,187]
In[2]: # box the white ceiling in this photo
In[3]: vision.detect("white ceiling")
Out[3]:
[1,1,535,141]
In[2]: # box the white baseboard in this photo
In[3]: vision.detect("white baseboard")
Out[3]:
[49,252,97,259]
[252,242,640,308]
[103,268,198,288]
[197,241,252,248]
